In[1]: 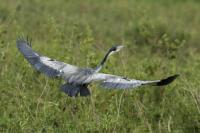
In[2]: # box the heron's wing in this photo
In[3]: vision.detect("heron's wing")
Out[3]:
[92,73,179,89]
[16,37,79,77]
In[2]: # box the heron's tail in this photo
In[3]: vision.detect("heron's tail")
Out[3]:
[80,87,90,96]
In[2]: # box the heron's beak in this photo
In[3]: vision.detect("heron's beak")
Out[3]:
[116,45,124,52]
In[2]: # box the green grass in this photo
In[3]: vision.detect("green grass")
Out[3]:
[0,0,200,132]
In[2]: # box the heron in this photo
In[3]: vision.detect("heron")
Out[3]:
[16,37,179,97]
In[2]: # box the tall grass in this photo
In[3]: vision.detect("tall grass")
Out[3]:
[0,0,199,132]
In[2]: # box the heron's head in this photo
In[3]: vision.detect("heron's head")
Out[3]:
[99,45,124,67]
[109,45,124,54]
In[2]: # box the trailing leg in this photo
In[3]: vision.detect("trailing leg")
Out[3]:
[60,83,80,97]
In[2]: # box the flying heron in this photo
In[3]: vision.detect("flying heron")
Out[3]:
[16,37,179,97]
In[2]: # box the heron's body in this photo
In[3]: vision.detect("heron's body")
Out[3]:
[16,37,179,97]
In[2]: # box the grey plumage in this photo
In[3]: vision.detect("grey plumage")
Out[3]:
[17,37,79,78]
[98,74,179,89]
[17,37,178,97]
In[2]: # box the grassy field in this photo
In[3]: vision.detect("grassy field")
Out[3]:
[0,0,200,132]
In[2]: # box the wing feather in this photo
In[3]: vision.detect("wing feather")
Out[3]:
[16,37,79,77]
[91,73,179,89]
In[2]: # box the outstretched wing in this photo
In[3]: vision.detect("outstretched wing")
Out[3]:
[92,73,179,89]
[16,37,79,77]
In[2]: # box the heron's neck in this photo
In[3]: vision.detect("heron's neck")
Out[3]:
[95,50,112,72]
